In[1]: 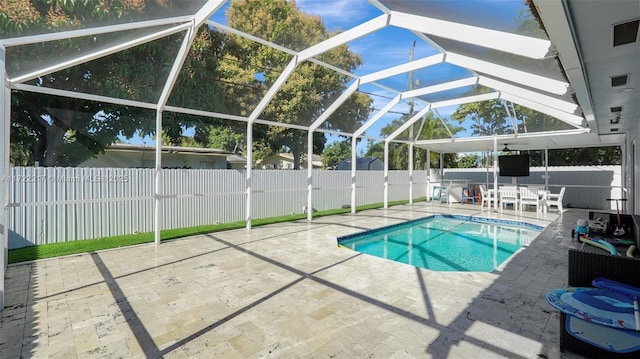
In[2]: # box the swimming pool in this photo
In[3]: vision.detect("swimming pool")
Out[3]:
[338,215,543,272]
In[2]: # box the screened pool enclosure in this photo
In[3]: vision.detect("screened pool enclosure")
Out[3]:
[1,0,638,309]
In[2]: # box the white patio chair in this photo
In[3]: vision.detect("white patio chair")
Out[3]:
[546,187,566,213]
[479,185,496,210]
[519,187,541,213]
[431,185,449,204]
[527,185,546,192]
[498,186,519,212]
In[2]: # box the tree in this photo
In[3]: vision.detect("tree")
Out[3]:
[5,1,372,168]
[365,112,462,169]
[322,140,351,169]
[457,154,479,168]
[223,0,372,169]
[528,146,621,166]
[206,127,245,154]
[450,99,510,136]
[3,1,193,166]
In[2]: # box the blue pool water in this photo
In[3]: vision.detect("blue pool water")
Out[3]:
[338,215,543,272]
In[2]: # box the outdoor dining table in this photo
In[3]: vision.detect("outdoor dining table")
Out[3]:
[496,185,550,213]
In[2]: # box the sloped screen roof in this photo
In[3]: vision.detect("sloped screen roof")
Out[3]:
[1,0,620,156]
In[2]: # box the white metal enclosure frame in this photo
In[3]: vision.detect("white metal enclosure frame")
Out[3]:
[0,0,632,310]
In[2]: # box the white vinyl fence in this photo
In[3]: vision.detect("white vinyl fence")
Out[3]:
[6,167,428,249]
[443,166,623,211]
[7,165,621,249]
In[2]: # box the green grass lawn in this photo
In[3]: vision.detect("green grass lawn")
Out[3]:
[8,199,424,264]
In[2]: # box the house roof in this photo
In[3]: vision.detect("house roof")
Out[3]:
[339,157,382,165]
[106,143,247,165]
[107,143,234,156]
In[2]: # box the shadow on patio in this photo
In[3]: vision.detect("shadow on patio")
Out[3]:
[1,204,588,358]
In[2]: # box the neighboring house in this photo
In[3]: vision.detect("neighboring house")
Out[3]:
[80,143,246,169]
[258,153,323,170]
[337,157,384,171]
[226,154,247,169]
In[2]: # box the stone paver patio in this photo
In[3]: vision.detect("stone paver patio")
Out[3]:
[1,203,591,358]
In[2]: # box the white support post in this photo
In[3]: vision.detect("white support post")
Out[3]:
[153,25,195,245]
[246,123,253,229]
[409,143,414,204]
[426,149,431,201]
[307,131,313,221]
[384,141,389,208]
[544,148,549,191]
[439,153,444,181]
[154,109,163,245]
[351,136,357,214]
[493,136,498,210]
[0,45,9,310]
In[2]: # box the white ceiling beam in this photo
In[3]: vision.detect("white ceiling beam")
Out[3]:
[208,20,296,55]
[157,1,226,111]
[194,0,227,25]
[430,92,499,109]
[165,106,316,132]
[432,108,455,138]
[0,16,194,47]
[209,20,358,79]
[414,128,588,146]
[386,104,432,142]
[247,56,299,124]
[360,54,444,84]
[9,22,191,85]
[478,76,579,114]
[389,11,553,59]
[500,92,585,128]
[354,94,401,137]
[298,14,389,62]
[446,52,570,96]
[503,101,519,135]
[13,83,158,109]
[157,26,195,111]
[159,2,228,110]
[402,77,478,99]
[368,0,391,14]
[309,80,360,131]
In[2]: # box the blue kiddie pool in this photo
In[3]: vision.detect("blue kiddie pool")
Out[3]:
[546,278,640,353]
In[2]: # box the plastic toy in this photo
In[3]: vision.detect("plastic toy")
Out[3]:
[575,219,589,238]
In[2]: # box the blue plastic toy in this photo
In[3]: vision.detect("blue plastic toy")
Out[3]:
[575,219,589,239]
